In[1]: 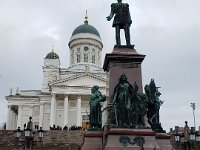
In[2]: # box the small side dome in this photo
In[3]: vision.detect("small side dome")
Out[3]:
[45,50,59,59]
[71,20,100,37]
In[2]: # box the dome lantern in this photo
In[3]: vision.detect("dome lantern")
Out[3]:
[71,11,101,38]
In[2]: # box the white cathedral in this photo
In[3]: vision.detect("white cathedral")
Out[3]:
[6,17,107,130]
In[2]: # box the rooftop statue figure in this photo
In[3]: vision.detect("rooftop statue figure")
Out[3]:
[107,0,132,46]
[89,85,106,130]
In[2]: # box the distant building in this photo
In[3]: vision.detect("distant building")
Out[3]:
[6,17,106,130]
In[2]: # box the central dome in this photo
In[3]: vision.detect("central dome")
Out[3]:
[71,20,100,37]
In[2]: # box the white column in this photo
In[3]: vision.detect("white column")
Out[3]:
[10,110,15,130]
[17,105,22,129]
[39,102,44,128]
[76,95,82,127]
[50,93,56,127]
[29,105,33,117]
[14,112,17,130]
[6,106,11,130]
[63,94,69,127]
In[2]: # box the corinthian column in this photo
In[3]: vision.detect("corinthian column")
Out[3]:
[29,105,33,117]
[39,102,44,128]
[6,106,11,130]
[76,95,82,127]
[63,94,69,127]
[17,105,22,129]
[50,93,56,127]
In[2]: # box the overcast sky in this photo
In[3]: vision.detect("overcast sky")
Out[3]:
[0,0,200,131]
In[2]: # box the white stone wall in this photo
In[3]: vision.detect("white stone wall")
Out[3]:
[41,66,60,93]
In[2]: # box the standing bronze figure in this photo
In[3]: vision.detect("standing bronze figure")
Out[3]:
[89,85,106,129]
[107,0,132,46]
[112,74,133,126]
[144,79,165,132]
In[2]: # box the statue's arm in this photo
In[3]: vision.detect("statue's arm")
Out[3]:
[127,4,132,25]
[106,3,115,21]
[95,91,106,103]
[112,89,118,104]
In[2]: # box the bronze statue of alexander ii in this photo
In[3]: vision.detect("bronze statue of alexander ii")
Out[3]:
[107,0,133,47]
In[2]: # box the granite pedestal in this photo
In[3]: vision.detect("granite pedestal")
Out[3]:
[103,47,145,103]
[104,128,173,150]
[81,131,103,150]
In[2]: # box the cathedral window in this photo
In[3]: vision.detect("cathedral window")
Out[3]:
[84,46,89,51]
[77,47,80,53]
[84,53,88,62]
[71,54,74,63]
[77,53,80,63]
[92,54,95,64]
[98,51,100,64]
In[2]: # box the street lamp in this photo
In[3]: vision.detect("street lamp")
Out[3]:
[191,103,196,130]
[190,127,196,141]
[15,127,45,149]
[24,128,32,137]
[24,128,33,150]
[175,126,180,142]
[38,127,44,141]
[15,127,22,141]
[172,121,200,149]
[195,132,200,142]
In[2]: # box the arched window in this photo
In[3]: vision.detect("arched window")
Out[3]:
[92,54,95,64]
[84,53,88,62]
[71,49,74,64]
[77,53,80,63]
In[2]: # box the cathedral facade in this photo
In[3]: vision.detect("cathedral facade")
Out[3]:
[6,19,107,130]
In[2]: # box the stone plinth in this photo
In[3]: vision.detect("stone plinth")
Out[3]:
[81,131,103,150]
[103,128,173,150]
[155,133,173,150]
[103,47,145,103]
[104,128,159,150]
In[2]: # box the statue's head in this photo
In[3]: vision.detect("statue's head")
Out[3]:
[91,85,99,93]
[119,73,127,82]
[117,0,122,2]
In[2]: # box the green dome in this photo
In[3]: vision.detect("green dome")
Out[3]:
[72,21,100,37]
[45,51,59,59]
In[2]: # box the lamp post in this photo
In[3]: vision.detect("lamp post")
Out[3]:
[15,127,22,141]
[38,127,44,141]
[24,128,32,150]
[172,121,200,150]
[190,127,196,141]
[191,103,196,130]
[175,126,180,142]
[15,127,45,150]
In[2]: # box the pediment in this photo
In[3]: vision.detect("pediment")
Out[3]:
[50,73,106,87]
